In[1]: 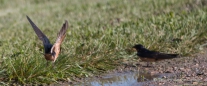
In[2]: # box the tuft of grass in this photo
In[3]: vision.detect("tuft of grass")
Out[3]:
[0,0,207,84]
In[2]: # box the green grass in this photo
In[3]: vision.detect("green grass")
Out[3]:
[0,0,207,85]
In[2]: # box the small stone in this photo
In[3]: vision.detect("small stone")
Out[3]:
[179,68,185,72]
[203,78,207,82]
[150,71,159,74]
[191,74,196,77]
[144,68,149,70]
[173,67,177,70]
[162,76,167,78]
[159,82,163,85]
[165,71,172,73]
[193,82,198,85]
[192,64,199,67]
[186,74,191,77]
[185,68,191,72]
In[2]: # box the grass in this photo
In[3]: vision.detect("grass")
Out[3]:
[0,0,207,85]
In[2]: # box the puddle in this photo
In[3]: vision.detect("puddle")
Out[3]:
[75,71,173,86]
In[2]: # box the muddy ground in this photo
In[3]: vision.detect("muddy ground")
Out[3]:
[113,50,207,85]
[68,49,207,86]
[59,49,207,86]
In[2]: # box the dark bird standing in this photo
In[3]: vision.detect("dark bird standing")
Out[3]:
[26,16,68,64]
[133,44,179,66]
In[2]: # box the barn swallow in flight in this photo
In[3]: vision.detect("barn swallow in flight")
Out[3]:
[26,16,68,65]
[133,44,179,67]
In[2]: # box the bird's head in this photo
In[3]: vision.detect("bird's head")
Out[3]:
[132,44,144,51]
[44,53,55,61]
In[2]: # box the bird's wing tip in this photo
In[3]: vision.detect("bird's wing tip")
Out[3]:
[65,20,68,23]
[64,20,69,27]
[26,15,29,19]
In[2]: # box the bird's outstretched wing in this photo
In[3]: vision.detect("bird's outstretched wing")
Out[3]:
[50,20,68,61]
[54,20,68,45]
[26,16,51,45]
[26,16,52,53]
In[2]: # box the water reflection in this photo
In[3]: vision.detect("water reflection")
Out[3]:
[76,71,171,86]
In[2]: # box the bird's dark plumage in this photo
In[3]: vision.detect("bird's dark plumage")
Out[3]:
[133,44,179,62]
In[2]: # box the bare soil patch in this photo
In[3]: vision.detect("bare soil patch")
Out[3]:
[121,49,207,85]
